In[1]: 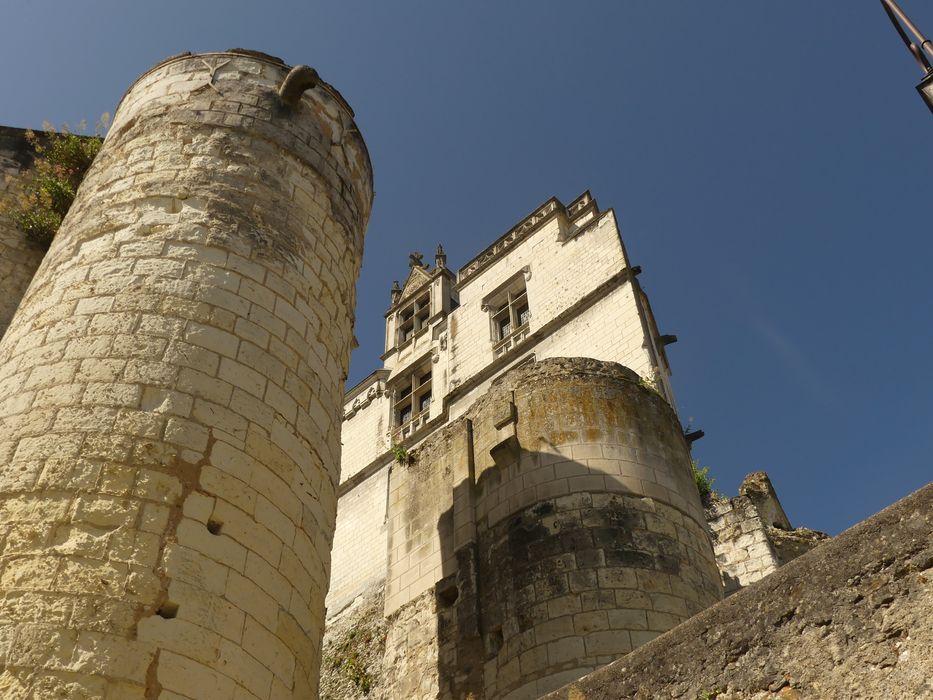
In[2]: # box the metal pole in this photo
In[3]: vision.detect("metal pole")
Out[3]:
[881,0,933,71]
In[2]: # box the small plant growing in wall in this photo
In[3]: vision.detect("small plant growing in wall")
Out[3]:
[691,459,718,508]
[638,368,662,395]
[5,119,106,249]
[391,443,410,464]
[339,650,374,694]
[696,689,724,700]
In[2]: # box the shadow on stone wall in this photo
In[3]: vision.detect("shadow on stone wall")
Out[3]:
[382,358,723,700]
[542,481,933,700]
[423,452,718,700]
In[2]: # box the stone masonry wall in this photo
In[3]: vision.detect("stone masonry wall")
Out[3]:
[544,481,933,700]
[327,464,389,615]
[381,358,722,700]
[0,50,372,699]
[705,495,781,595]
[706,472,827,595]
[339,373,390,483]
[320,582,387,700]
[0,127,45,340]
[471,359,721,699]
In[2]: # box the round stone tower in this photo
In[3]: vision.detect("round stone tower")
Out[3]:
[471,358,722,698]
[0,50,371,698]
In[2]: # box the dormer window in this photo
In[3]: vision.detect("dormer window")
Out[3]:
[396,292,431,347]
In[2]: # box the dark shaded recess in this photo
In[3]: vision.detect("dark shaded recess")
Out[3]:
[434,483,485,700]
[0,126,37,170]
[156,602,179,619]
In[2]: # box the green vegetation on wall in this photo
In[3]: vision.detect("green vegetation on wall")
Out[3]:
[321,585,387,699]
[692,459,718,508]
[7,121,105,249]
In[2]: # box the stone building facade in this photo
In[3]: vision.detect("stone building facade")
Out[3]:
[324,192,830,699]
[331,193,680,616]
[325,195,736,699]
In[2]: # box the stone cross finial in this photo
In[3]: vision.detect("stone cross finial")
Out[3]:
[409,252,424,269]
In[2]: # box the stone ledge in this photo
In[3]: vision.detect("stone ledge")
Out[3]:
[544,481,933,699]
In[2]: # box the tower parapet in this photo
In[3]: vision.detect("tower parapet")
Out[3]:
[0,50,371,698]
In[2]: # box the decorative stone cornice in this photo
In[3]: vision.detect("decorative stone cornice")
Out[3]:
[343,379,385,419]
[457,191,596,287]
[343,368,390,408]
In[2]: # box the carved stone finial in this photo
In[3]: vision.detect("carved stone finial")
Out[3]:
[435,244,447,269]
[391,280,402,304]
[409,252,424,269]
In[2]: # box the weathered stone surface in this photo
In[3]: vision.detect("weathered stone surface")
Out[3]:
[543,481,933,700]
[320,583,387,700]
[383,358,722,699]
[0,50,372,698]
[706,472,828,595]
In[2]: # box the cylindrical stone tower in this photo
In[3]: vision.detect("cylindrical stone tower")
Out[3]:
[472,358,722,699]
[0,50,371,699]
[383,358,725,700]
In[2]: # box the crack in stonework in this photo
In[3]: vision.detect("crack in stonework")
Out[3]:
[133,431,219,695]
[144,648,162,700]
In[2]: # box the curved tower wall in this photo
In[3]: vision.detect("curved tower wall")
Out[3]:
[382,358,722,700]
[0,51,371,698]
[471,359,722,698]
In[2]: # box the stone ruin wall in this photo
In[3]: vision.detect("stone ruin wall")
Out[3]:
[544,481,933,700]
[0,50,372,699]
[0,127,46,339]
[326,358,724,700]
[706,472,828,595]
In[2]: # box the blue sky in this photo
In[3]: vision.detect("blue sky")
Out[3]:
[2,2,931,536]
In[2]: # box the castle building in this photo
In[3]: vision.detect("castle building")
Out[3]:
[326,194,725,699]
[0,51,835,700]
[331,192,681,615]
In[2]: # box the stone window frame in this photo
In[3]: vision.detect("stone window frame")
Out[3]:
[483,268,532,358]
[391,360,433,440]
[396,290,431,348]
